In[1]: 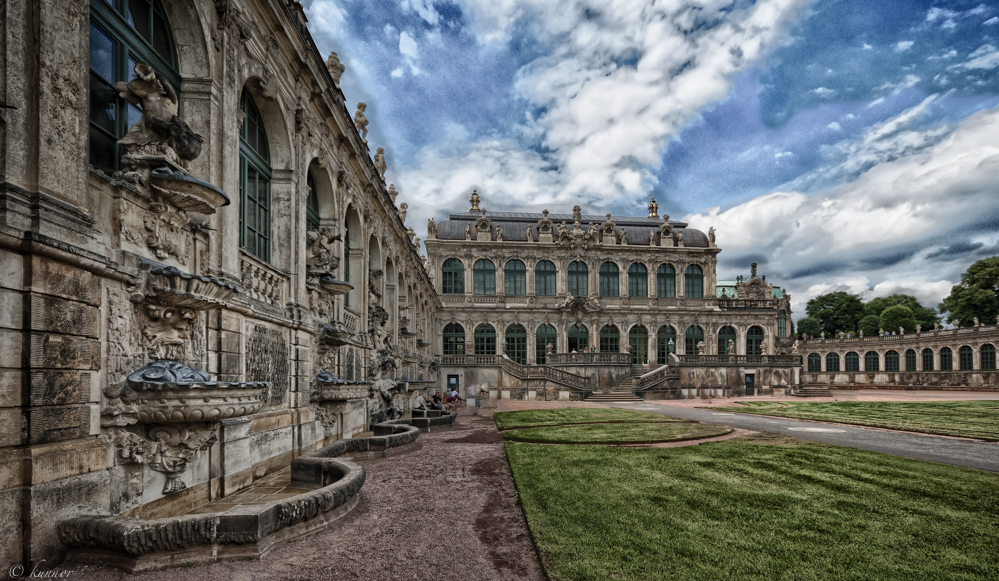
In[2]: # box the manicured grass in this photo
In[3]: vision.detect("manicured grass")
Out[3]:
[506,434,999,581]
[713,400,999,441]
[503,421,732,444]
[494,408,680,430]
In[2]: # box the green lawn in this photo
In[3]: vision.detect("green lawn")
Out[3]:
[506,434,999,581]
[503,421,731,444]
[713,400,999,441]
[494,408,680,430]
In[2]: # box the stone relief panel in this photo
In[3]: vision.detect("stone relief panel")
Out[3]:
[107,286,146,387]
[246,323,290,405]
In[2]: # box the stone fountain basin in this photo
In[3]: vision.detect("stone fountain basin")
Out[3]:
[132,384,269,423]
[59,421,421,572]
[150,165,230,215]
[147,265,240,310]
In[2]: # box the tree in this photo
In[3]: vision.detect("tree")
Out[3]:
[864,294,938,329]
[939,257,999,327]
[796,316,820,338]
[880,305,916,334]
[805,292,865,336]
[858,315,880,336]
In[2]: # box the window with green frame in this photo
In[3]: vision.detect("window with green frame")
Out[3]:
[474,324,496,355]
[239,90,272,262]
[504,324,527,364]
[656,264,676,298]
[905,349,917,371]
[746,326,764,356]
[441,258,464,294]
[656,325,676,364]
[807,353,821,372]
[885,350,899,372]
[89,0,179,171]
[845,352,859,372]
[864,351,879,372]
[826,353,840,372]
[629,325,649,364]
[778,310,787,338]
[940,347,953,371]
[568,324,589,352]
[599,262,619,297]
[599,325,620,353]
[343,224,351,307]
[685,326,703,355]
[473,260,495,295]
[535,260,557,296]
[536,324,556,363]
[306,172,321,232]
[684,265,703,298]
[717,326,736,354]
[504,260,526,296]
[442,323,465,355]
[922,348,934,371]
[568,261,588,296]
[959,346,973,370]
[627,263,648,298]
[981,344,996,370]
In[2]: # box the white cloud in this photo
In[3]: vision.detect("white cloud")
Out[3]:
[925,7,958,22]
[895,40,914,52]
[400,0,441,26]
[985,16,999,26]
[862,43,873,50]
[307,1,348,36]
[397,31,422,76]
[950,44,999,71]
[827,121,841,131]
[811,86,836,98]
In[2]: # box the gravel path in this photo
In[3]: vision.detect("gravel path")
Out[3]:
[73,413,544,581]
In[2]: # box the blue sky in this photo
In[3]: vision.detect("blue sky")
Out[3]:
[305,0,999,318]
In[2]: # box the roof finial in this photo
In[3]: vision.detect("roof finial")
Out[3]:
[648,197,659,218]
[469,189,480,211]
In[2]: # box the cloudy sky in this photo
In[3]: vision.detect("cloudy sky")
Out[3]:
[304,0,999,319]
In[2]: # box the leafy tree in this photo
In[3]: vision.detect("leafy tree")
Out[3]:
[864,294,938,329]
[805,292,865,336]
[858,315,880,336]
[879,305,916,333]
[939,257,999,327]
[796,316,820,338]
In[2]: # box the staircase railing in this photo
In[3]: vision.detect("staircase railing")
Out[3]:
[633,365,679,390]
[547,352,632,365]
[500,355,590,391]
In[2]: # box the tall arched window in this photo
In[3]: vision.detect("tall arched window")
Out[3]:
[239,90,272,262]
[568,261,588,296]
[442,323,465,355]
[826,353,840,372]
[864,351,879,372]
[922,348,934,371]
[885,350,899,372]
[505,324,527,364]
[717,326,736,354]
[599,262,619,297]
[905,349,917,371]
[940,347,953,371]
[343,219,351,307]
[628,263,648,298]
[685,326,704,355]
[599,325,620,353]
[777,311,787,338]
[629,325,649,364]
[959,346,974,371]
[982,344,996,371]
[474,324,496,355]
[306,172,321,232]
[536,324,557,364]
[441,258,464,294]
[845,352,859,372]
[568,324,589,352]
[684,265,704,299]
[504,260,526,296]
[807,353,821,372]
[473,260,495,295]
[746,326,765,356]
[656,264,676,298]
[535,260,557,296]
[656,326,676,364]
[89,0,179,171]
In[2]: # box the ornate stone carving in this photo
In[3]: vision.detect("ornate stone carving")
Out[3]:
[537,210,553,237]
[560,295,601,314]
[374,147,386,178]
[399,202,407,223]
[353,102,368,143]
[306,227,342,275]
[142,304,196,360]
[572,205,582,222]
[475,209,491,232]
[105,424,217,494]
[326,51,345,85]
[388,183,398,202]
[246,324,290,405]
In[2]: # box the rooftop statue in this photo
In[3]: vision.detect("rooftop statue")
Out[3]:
[708,226,716,245]
[469,189,480,210]
[387,183,398,202]
[465,224,472,240]
[374,147,386,178]
[648,197,658,218]
[325,51,345,85]
[353,102,368,142]
[572,205,582,222]
[398,202,407,223]
[427,218,436,237]
[537,209,552,234]
[526,224,534,242]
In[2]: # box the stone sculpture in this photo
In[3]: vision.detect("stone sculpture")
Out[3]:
[709,226,716,245]
[387,183,398,202]
[495,225,503,241]
[573,205,582,222]
[727,339,735,354]
[676,230,683,245]
[526,225,533,242]
[353,102,368,142]
[374,147,386,178]
[326,51,345,85]
[465,224,472,240]
[648,197,658,218]
[306,227,341,274]
[427,218,436,238]
[399,202,407,223]
[116,63,203,168]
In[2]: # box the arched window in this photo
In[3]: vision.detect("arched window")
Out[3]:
[89,0,179,171]
[746,326,765,356]
[306,172,321,232]
[568,324,589,352]
[717,326,736,354]
[845,352,859,372]
[239,90,272,262]
[628,263,648,298]
[629,325,649,364]
[685,326,704,355]
[807,353,821,372]
[474,324,496,355]
[536,324,557,364]
[656,264,676,298]
[885,350,899,372]
[685,265,704,299]
[922,348,934,371]
[981,344,996,370]
[959,346,974,371]
[442,323,465,355]
[505,324,527,364]
[473,260,495,295]
[535,260,557,296]
[504,260,526,296]
[568,261,588,296]
[940,347,953,371]
[600,325,620,353]
[826,353,840,372]
[905,349,917,372]
[865,351,879,372]
[778,311,787,338]
[343,219,352,307]
[599,262,619,297]
[656,326,676,364]
[441,259,464,294]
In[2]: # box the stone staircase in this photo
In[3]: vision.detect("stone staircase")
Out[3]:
[586,377,643,402]
[795,386,832,397]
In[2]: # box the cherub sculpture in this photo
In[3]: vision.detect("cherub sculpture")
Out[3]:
[374,147,386,178]
[326,51,345,85]
[353,102,368,142]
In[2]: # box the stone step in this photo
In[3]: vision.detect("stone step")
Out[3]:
[587,391,642,402]
[796,387,832,397]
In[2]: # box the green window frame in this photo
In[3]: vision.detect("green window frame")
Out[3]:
[922,348,934,371]
[599,325,620,353]
[845,352,859,372]
[629,325,649,364]
[656,264,676,298]
[656,326,676,364]
[442,323,465,355]
[959,346,973,371]
[864,351,879,372]
[504,260,526,296]
[306,172,321,232]
[599,262,619,297]
[717,326,736,354]
[441,258,464,294]
[535,260,557,296]
[474,324,496,355]
[89,0,179,171]
[885,350,899,372]
[826,353,840,372]
[684,265,703,299]
[940,347,953,371]
[568,324,589,352]
[536,324,557,364]
[504,324,527,364]
[685,326,704,355]
[746,326,765,356]
[473,260,496,295]
[628,263,648,298]
[239,90,272,262]
[778,310,787,338]
[982,344,996,371]
[568,261,588,296]
[905,349,917,371]
[807,353,821,372]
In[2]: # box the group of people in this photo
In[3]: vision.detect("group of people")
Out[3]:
[413,389,463,412]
